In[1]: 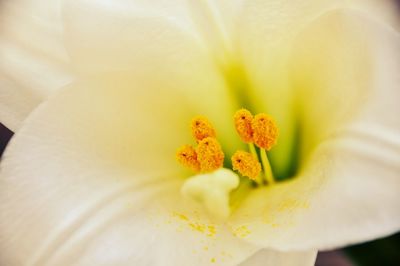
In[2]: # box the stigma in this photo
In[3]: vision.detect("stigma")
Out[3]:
[181,168,239,220]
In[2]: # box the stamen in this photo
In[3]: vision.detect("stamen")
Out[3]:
[176,145,200,172]
[231,151,261,181]
[251,113,279,150]
[196,137,224,172]
[234,109,254,143]
[191,116,216,143]
[260,148,275,184]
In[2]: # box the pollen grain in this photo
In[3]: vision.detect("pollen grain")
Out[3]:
[191,116,216,143]
[251,114,278,150]
[234,109,254,143]
[231,150,261,180]
[176,145,201,172]
[196,137,224,172]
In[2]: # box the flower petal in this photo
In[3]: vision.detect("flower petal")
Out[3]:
[291,9,400,158]
[0,80,258,265]
[234,0,399,177]
[0,74,312,265]
[62,0,202,73]
[239,249,317,266]
[234,0,345,176]
[0,0,73,131]
[229,10,400,251]
[62,0,247,71]
[62,0,248,155]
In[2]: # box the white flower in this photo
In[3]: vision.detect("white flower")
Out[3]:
[1,1,400,265]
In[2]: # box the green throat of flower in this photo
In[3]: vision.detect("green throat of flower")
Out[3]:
[176,109,280,219]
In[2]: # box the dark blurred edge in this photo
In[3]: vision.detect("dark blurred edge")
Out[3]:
[0,123,13,158]
[315,233,400,266]
[343,233,400,266]
[316,251,353,266]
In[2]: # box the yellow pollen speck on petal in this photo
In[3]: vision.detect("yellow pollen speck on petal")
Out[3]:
[231,151,261,180]
[191,116,216,143]
[234,109,254,143]
[176,145,200,172]
[251,113,279,150]
[172,212,218,237]
[232,225,251,238]
[196,137,224,172]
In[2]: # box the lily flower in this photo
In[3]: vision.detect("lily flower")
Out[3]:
[1,1,400,265]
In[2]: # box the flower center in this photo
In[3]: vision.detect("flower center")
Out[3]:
[176,109,279,218]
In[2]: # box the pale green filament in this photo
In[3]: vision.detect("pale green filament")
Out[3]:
[260,148,275,184]
[248,143,258,158]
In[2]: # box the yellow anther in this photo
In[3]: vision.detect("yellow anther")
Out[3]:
[251,113,279,150]
[191,116,216,143]
[234,109,254,143]
[231,151,261,180]
[196,137,224,172]
[176,145,200,172]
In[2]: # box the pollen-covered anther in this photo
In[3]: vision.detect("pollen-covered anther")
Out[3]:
[191,116,216,143]
[231,151,261,180]
[196,137,224,172]
[234,109,254,143]
[251,113,279,150]
[176,145,201,172]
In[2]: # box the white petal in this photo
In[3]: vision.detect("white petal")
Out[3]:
[62,0,246,70]
[291,9,400,157]
[0,0,74,131]
[62,0,200,73]
[348,0,400,30]
[62,0,247,155]
[229,10,400,251]
[239,249,317,266]
[0,78,259,265]
[234,0,340,176]
[234,0,399,177]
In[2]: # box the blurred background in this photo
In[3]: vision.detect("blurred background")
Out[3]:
[1,1,400,265]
